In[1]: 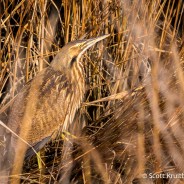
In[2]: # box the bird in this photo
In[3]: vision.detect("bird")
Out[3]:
[1,34,109,183]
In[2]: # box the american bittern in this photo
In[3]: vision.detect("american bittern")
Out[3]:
[2,34,109,182]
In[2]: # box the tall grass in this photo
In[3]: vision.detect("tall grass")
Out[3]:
[0,0,184,183]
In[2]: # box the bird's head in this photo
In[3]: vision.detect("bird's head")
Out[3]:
[51,34,110,70]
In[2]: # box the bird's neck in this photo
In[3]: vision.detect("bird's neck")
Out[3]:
[70,61,85,86]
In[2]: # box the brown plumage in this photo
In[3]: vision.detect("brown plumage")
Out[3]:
[7,35,109,155]
[1,35,109,183]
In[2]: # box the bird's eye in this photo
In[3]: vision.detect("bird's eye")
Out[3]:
[78,43,85,49]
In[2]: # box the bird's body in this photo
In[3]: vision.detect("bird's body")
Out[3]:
[6,35,109,158]
[1,35,109,183]
[8,65,84,148]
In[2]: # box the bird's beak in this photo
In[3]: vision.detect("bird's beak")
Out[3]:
[83,34,110,50]
[78,34,110,58]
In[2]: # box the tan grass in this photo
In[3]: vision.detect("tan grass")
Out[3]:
[0,0,184,183]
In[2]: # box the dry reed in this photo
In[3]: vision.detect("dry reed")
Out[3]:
[0,0,184,183]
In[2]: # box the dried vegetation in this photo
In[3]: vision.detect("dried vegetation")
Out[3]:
[0,0,184,183]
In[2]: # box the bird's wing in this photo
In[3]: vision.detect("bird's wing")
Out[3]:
[27,67,73,145]
[7,66,74,157]
[8,67,73,155]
